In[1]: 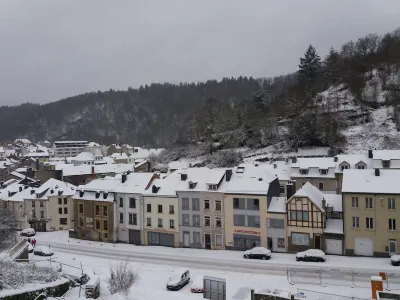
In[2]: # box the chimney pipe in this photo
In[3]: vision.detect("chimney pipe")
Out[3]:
[368,150,373,159]
[91,166,95,175]
[334,156,338,162]
[375,168,380,176]
[152,185,158,193]
[225,169,232,182]
[30,189,35,195]
[273,163,277,169]
[181,173,187,181]
[122,173,127,183]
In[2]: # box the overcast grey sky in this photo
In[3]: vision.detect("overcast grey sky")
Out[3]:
[0,0,399,106]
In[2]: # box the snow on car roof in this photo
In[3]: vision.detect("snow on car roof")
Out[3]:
[342,169,400,194]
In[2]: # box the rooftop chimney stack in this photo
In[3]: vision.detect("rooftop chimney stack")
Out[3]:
[334,156,338,162]
[375,168,380,176]
[181,173,187,181]
[225,169,232,182]
[368,150,373,159]
[122,173,127,183]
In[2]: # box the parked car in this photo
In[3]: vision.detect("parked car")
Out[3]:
[191,276,204,293]
[34,246,54,257]
[243,247,271,260]
[85,275,100,299]
[20,228,35,237]
[296,249,326,262]
[391,255,400,266]
[27,243,34,253]
[166,268,190,291]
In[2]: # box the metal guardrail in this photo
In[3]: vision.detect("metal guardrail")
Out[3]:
[297,288,369,300]
[8,238,27,259]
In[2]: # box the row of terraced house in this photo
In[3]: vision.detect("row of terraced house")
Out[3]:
[1,149,400,257]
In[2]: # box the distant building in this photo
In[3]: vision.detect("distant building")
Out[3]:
[53,141,89,157]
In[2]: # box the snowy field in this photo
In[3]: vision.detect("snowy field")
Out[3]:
[18,231,400,299]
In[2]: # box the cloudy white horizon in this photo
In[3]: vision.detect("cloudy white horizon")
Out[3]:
[0,0,399,106]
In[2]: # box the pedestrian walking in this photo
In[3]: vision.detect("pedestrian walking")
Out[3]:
[32,238,36,247]
[28,237,31,244]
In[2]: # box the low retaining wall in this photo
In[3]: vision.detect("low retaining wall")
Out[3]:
[0,278,69,300]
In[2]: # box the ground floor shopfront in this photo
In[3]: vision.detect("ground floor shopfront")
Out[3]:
[144,229,179,248]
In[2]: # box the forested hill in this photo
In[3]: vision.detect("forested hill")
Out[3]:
[1,27,400,150]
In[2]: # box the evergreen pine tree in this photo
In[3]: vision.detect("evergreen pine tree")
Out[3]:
[324,47,341,84]
[298,45,322,82]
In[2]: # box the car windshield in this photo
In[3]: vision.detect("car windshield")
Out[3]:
[170,273,182,281]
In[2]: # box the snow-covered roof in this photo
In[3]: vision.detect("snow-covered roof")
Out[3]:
[61,164,135,176]
[79,172,155,195]
[109,144,121,150]
[15,168,27,173]
[290,182,325,212]
[0,147,4,153]
[72,152,95,161]
[143,172,181,197]
[323,193,342,212]
[111,152,128,159]
[10,171,26,179]
[206,169,226,185]
[335,153,372,172]
[130,147,164,159]
[14,138,31,144]
[267,196,286,213]
[372,150,400,160]
[324,219,343,235]
[292,157,336,169]
[258,161,291,181]
[176,168,230,193]
[102,156,115,164]
[342,169,400,194]
[88,142,100,147]
[54,140,88,144]
[0,182,25,200]
[225,165,277,195]
[24,152,50,158]
[134,160,149,168]
[73,190,115,202]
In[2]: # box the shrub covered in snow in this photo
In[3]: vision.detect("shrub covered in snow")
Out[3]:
[0,207,18,249]
[0,260,60,290]
[107,259,138,295]
[205,150,243,168]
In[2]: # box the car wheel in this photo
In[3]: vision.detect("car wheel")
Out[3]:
[296,257,300,261]
[261,256,266,260]
[244,255,248,259]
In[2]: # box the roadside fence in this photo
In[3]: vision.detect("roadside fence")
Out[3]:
[287,267,400,290]
[296,288,369,300]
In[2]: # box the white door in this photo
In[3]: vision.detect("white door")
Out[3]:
[325,239,343,255]
[389,240,396,255]
[354,238,373,256]
[183,232,190,247]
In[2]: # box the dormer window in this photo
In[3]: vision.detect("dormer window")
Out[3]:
[208,184,217,190]
[189,181,197,189]
[236,167,245,174]
[341,165,349,171]
[357,165,365,169]
[382,160,391,168]
[299,169,308,175]
[319,169,328,175]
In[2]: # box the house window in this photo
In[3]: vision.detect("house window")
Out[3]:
[192,198,200,211]
[382,160,390,168]
[352,197,359,208]
[103,206,108,216]
[146,217,151,227]
[119,198,123,207]
[64,207,68,214]
[58,198,62,205]
[290,211,308,221]
[248,216,260,228]
[129,198,136,208]
[193,215,200,227]
[193,232,201,244]
[365,197,373,209]
[233,198,245,209]
[204,216,211,227]
[268,218,284,229]
[79,203,83,214]
[366,217,374,229]
[234,215,245,226]
[79,217,84,227]
[95,219,100,230]
[352,216,359,228]
[147,204,151,212]
[208,184,217,190]
[215,217,222,228]
[40,211,44,218]
[58,207,62,214]
[158,218,163,228]
[357,165,365,169]
[60,218,67,225]
[389,219,396,231]
[299,169,308,175]
[119,213,124,224]
[388,198,396,210]
[247,199,259,210]
[280,186,285,194]
[103,220,108,231]
[158,205,163,213]
[216,234,223,246]
[341,165,349,171]
[183,214,190,226]
[182,197,189,210]
[32,201,36,208]
[278,238,285,248]
[318,182,324,190]
[204,200,210,210]
[292,233,309,245]
[169,219,175,229]
[64,198,67,204]
[95,205,100,215]
[215,201,221,211]
[40,201,44,207]
[129,213,137,225]
[319,169,328,175]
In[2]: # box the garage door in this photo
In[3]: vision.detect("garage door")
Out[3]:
[129,229,141,245]
[148,232,174,247]
[325,239,343,255]
[354,238,373,256]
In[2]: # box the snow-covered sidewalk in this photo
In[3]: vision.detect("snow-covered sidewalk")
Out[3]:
[35,231,397,273]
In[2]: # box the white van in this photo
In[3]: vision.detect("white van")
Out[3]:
[166,268,190,291]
